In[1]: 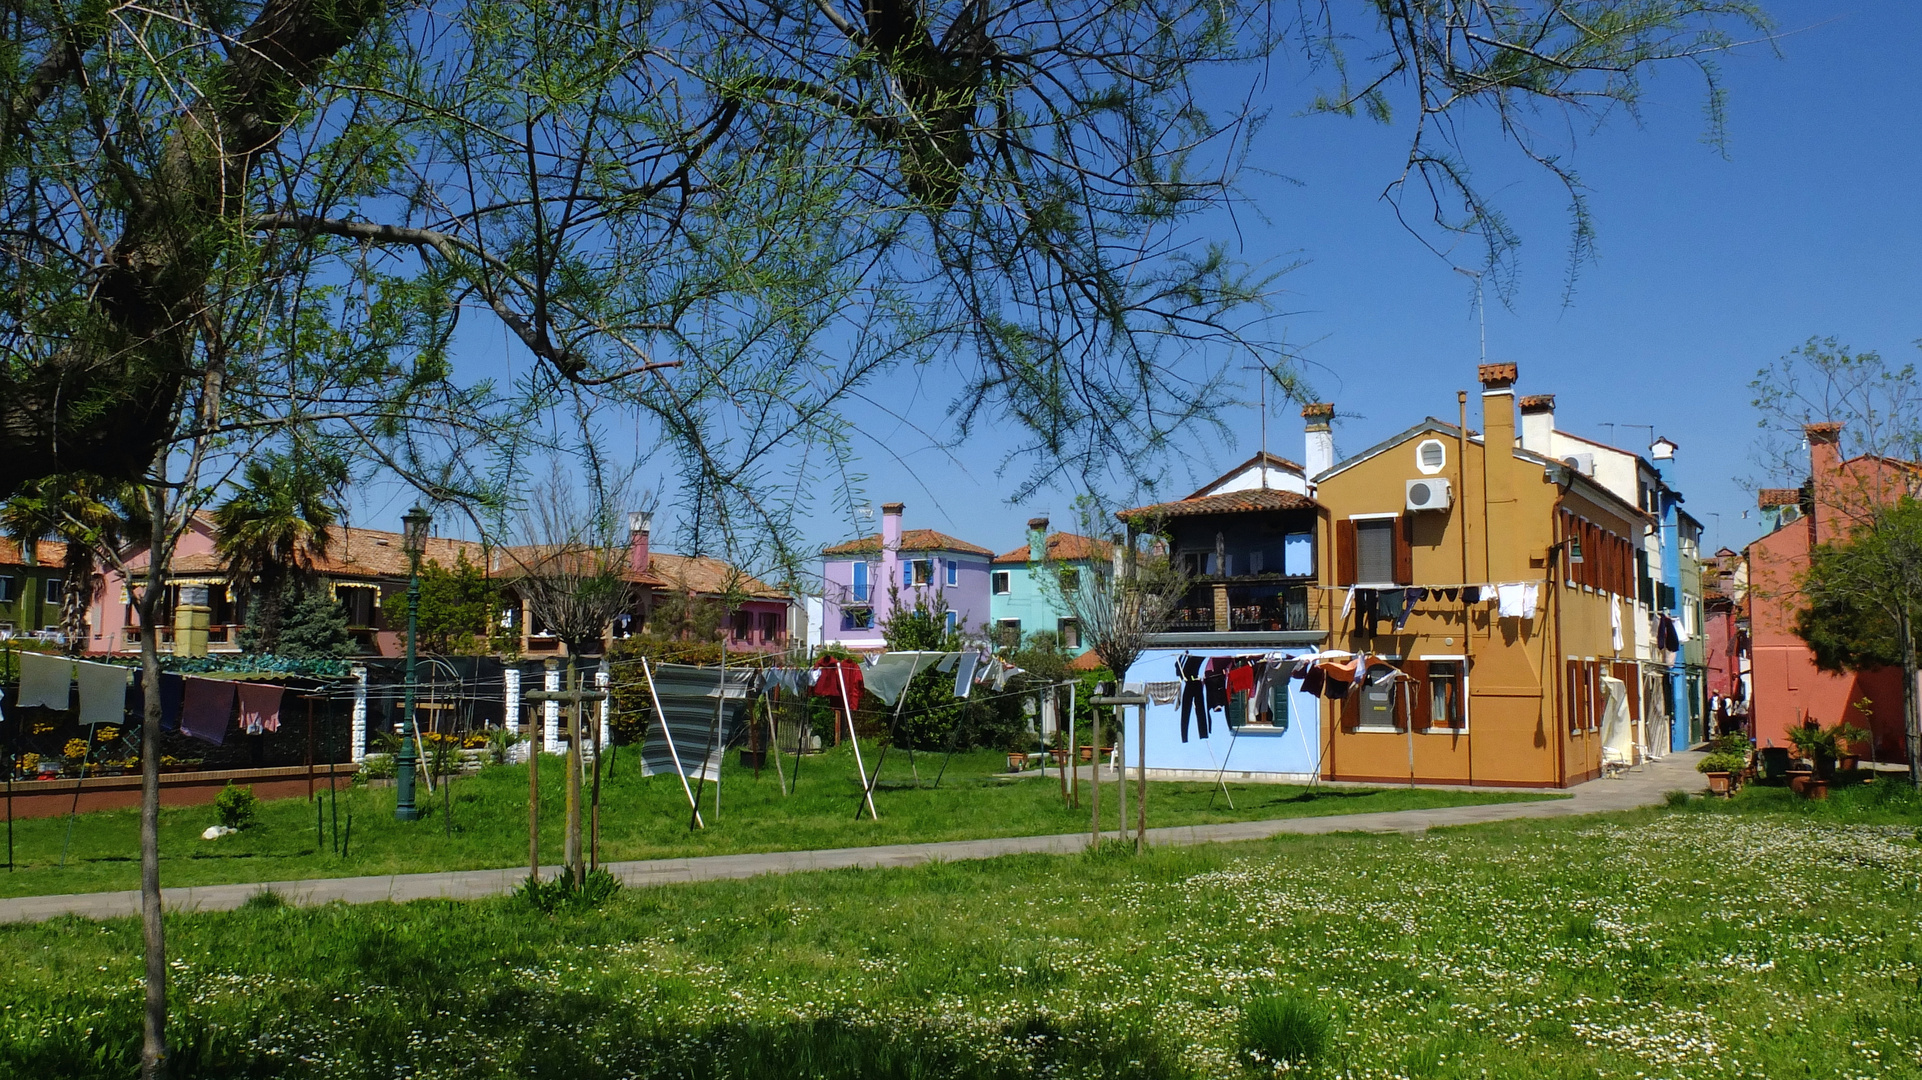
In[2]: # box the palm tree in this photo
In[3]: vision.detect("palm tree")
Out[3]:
[1,473,144,653]
[212,451,347,652]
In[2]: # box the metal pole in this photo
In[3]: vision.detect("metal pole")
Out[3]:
[1136,703,1147,852]
[394,556,422,821]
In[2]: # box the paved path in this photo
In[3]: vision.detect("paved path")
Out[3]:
[0,753,1703,924]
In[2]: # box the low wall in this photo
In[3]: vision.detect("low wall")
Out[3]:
[1,766,352,820]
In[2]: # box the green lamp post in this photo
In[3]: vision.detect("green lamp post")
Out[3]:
[394,504,431,821]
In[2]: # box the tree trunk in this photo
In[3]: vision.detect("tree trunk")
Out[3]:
[137,496,169,1078]
[1902,613,1920,792]
[564,656,583,885]
[61,549,94,653]
[1089,706,1100,847]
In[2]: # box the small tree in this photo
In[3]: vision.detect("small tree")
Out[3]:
[276,587,359,659]
[382,552,499,654]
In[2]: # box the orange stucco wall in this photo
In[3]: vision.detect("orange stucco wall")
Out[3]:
[1313,389,1644,788]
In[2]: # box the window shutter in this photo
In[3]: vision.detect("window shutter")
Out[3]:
[1401,658,1429,729]
[1336,519,1357,586]
[1565,659,1580,733]
[1394,515,1414,585]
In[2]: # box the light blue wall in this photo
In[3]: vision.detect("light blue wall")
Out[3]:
[1118,647,1324,779]
[988,560,1096,654]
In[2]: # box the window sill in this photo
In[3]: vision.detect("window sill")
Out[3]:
[1424,726,1468,735]
[1350,725,1404,734]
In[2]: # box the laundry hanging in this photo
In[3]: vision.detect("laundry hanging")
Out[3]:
[236,682,285,735]
[812,657,865,714]
[74,660,131,726]
[861,651,944,706]
[180,677,235,745]
[1610,595,1624,652]
[951,651,980,698]
[1143,681,1178,706]
[16,651,72,711]
[639,662,758,783]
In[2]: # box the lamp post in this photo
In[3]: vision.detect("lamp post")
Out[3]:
[394,505,431,821]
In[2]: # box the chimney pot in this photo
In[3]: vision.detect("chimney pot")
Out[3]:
[1803,422,1843,445]
[1477,362,1519,390]
[881,501,905,515]
[1518,394,1555,455]
[1302,402,1335,480]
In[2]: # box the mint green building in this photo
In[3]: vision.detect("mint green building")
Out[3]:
[987,517,1106,655]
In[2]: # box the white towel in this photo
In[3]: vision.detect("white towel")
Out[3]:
[1496,584,1529,619]
[16,651,72,710]
[1340,588,1355,619]
[1610,595,1624,652]
[75,660,131,726]
[952,651,980,699]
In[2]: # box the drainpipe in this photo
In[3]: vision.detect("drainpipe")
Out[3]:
[1458,390,1474,787]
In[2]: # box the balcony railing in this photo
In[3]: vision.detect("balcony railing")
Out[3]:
[1165,581,1319,634]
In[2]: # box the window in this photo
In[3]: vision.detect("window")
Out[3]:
[1283,533,1314,577]
[1416,438,1447,475]
[991,570,1011,595]
[909,559,933,586]
[1057,618,1081,649]
[946,561,958,587]
[1179,551,1206,578]
[731,610,752,640]
[0,575,13,603]
[1248,550,1264,574]
[43,578,64,606]
[945,610,959,632]
[758,611,782,642]
[1058,567,1081,592]
[1356,519,1396,584]
[842,607,874,630]
[337,585,378,627]
[996,618,1022,646]
[1424,661,1465,730]
[1356,663,1400,730]
[852,560,870,602]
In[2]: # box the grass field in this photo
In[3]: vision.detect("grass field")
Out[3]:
[0,779,1916,1078]
[0,745,1554,898]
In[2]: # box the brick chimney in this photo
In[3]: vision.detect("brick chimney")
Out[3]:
[1804,422,1844,544]
[1027,517,1049,562]
[1518,393,1555,456]
[627,510,652,574]
[1479,363,1518,450]
[1302,403,1335,480]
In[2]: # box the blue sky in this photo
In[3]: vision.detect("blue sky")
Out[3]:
[815,0,1920,561]
[366,2,1921,569]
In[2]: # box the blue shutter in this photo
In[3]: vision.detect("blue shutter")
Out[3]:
[946,560,958,586]
[853,561,869,602]
[945,610,958,632]
[904,560,914,587]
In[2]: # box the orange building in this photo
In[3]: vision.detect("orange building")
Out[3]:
[1309,364,1649,787]
[1745,424,1918,763]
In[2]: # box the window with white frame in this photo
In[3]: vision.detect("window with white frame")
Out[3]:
[909,559,934,586]
[1424,660,1465,730]
[1058,567,1080,592]
[996,618,1022,646]
[0,575,13,603]
[991,570,1011,595]
[1057,618,1081,649]
[43,578,63,605]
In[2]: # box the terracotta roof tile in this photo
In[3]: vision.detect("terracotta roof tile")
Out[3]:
[0,538,69,566]
[1117,488,1318,521]
[991,532,1112,565]
[1758,488,1801,508]
[821,528,993,557]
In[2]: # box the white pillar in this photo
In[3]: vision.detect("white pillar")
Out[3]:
[503,666,523,762]
[543,662,561,753]
[596,666,612,750]
[350,665,368,764]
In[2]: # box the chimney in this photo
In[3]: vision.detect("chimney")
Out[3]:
[1302,403,1335,480]
[1479,362,1518,451]
[1804,422,1843,543]
[1027,516,1049,562]
[881,502,904,550]
[627,510,653,574]
[1518,393,1555,455]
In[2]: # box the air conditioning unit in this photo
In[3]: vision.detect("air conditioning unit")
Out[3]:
[1406,477,1452,511]
[1563,453,1595,477]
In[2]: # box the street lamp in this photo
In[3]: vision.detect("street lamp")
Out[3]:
[394,504,431,821]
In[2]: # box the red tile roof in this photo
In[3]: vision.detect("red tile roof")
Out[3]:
[0,538,69,566]
[991,532,1112,565]
[1757,488,1801,508]
[821,528,994,557]
[1117,488,1318,521]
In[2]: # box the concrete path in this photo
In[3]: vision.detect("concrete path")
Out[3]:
[0,753,1704,924]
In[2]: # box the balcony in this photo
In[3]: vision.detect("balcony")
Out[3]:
[1159,580,1321,640]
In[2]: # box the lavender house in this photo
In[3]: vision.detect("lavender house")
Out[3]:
[819,502,994,651]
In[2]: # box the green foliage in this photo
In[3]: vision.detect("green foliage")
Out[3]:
[240,889,288,911]
[1240,993,1330,1068]
[516,869,622,913]
[1796,497,1922,676]
[1662,789,1692,808]
[214,452,347,652]
[1697,752,1745,775]
[382,552,500,655]
[275,585,359,659]
[214,784,261,830]
[485,727,525,766]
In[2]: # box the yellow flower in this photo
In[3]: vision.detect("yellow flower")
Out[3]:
[63,738,91,761]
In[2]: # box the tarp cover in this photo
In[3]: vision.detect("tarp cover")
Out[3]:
[1600,675,1634,762]
[640,663,758,782]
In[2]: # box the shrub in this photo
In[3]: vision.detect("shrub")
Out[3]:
[360,753,396,780]
[240,888,287,911]
[1662,789,1691,808]
[1697,752,1745,775]
[1240,992,1329,1068]
[214,783,260,829]
[516,868,622,913]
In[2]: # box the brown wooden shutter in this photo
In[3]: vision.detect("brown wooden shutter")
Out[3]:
[1394,514,1414,586]
[1565,659,1581,734]
[1336,519,1357,586]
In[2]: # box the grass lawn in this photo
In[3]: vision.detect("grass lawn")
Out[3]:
[1,779,1917,1078]
[0,746,1555,898]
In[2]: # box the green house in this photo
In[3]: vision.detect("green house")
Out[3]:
[0,538,69,640]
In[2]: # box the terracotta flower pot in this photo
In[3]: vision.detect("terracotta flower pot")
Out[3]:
[1007,752,1027,772]
[1838,754,1859,771]
[1050,749,1069,766]
[1079,746,1094,763]
[1706,771,1732,796]
[1787,770,1812,795]
[1806,779,1829,801]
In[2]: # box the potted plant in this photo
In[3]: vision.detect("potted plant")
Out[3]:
[1697,752,1743,797]
[1785,722,1838,788]
[1831,723,1869,772]
[1005,729,1034,772]
[1049,728,1068,767]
